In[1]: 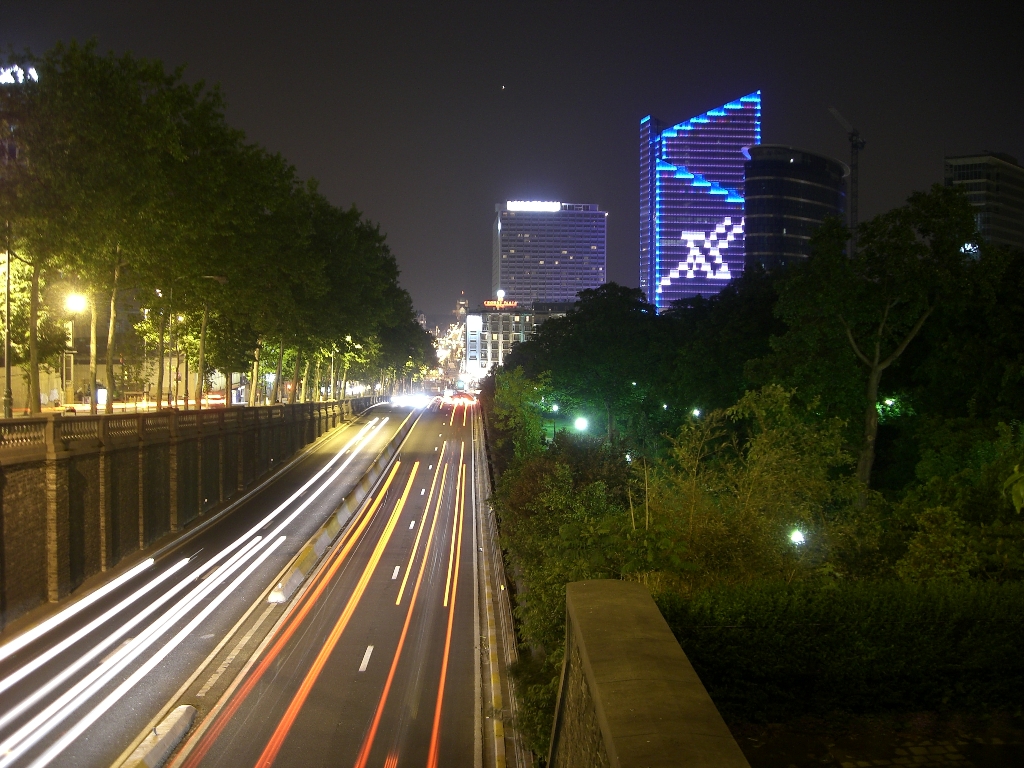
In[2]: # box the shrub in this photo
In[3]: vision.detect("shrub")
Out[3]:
[656,579,1024,722]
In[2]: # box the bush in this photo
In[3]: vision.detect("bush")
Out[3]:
[656,579,1024,722]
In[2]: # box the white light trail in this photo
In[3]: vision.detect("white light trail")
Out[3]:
[28,537,287,768]
[0,559,154,664]
[0,559,191,731]
[0,415,391,764]
[0,538,265,766]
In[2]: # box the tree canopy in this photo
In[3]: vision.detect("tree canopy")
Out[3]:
[1,41,433,412]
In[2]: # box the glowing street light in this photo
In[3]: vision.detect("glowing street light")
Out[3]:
[551,403,559,412]
[64,293,88,314]
[574,417,588,431]
[790,530,805,545]
[692,408,701,417]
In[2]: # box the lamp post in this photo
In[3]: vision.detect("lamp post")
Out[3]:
[3,221,17,419]
[63,293,88,408]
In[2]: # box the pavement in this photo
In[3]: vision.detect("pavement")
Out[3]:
[174,399,478,768]
[0,405,406,768]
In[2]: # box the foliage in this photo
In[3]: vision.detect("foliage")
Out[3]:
[0,41,430,408]
[761,188,976,485]
[894,420,1024,581]
[656,579,1024,722]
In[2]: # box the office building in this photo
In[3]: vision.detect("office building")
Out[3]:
[493,201,607,304]
[743,145,847,270]
[462,299,571,378]
[640,91,761,309]
[945,153,1024,251]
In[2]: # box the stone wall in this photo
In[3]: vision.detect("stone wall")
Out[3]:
[0,398,379,628]
[547,580,750,768]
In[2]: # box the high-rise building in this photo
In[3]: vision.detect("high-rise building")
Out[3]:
[493,201,607,304]
[640,91,761,309]
[743,145,847,270]
[945,153,1024,251]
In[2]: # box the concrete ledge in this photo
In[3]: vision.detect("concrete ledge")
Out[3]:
[121,704,195,768]
[548,580,749,768]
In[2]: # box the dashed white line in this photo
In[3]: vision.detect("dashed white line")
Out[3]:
[392,566,400,580]
[359,645,374,672]
[409,520,416,530]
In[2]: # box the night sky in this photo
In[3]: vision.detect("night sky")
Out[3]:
[6,2,1021,327]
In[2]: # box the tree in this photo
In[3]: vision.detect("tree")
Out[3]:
[505,283,666,441]
[767,186,976,487]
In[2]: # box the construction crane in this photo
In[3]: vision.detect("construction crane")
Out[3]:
[829,107,867,237]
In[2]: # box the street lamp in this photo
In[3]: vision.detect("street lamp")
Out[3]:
[574,416,588,431]
[64,293,88,407]
[64,293,88,313]
[3,222,17,419]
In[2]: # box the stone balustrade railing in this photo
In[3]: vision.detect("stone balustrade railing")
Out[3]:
[0,398,382,629]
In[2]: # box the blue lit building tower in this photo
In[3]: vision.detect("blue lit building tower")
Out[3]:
[640,91,761,309]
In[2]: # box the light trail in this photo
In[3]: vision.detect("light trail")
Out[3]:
[443,448,466,607]
[396,444,447,605]
[0,536,269,767]
[0,558,189,699]
[179,464,404,768]
[0,559,154,664]
[354,452,450,768]
[254,464,420,767]
[427,462,467,768]
[0,415,388,742]
[0,559,192,733]
[28,536,288,768]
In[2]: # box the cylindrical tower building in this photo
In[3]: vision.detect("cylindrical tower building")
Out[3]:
[743,145,847,270]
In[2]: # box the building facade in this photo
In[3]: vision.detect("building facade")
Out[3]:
[945,153,1024,251]
[493,201,607,304]
[462,300,571,379]
[743,145,847,270]
[640,91,761,309]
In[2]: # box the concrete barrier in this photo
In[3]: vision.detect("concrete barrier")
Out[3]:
[120,704,196,768]
[547,580,750,768]
[268,410,418,603]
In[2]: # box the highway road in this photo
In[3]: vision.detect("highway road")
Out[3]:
[177,399,478,767]
[0,405,408,768]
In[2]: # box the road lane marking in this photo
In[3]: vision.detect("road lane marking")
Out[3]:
[428,459,467,768]
[396,450,447,605]
[253,464,420,767]
[179,461,405,768]
[421,488,425,495]
[443,443,467,607]
[409,520,416,530]
[196,603,276,698]
[392,566,400,580]
[354,456,448,768]
[359,646,374,672]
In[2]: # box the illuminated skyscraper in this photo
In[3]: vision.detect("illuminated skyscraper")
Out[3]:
[493,201,607,304]
[640,91,761,309]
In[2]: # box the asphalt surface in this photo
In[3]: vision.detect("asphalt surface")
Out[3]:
[0,405,407,768]
[178,400,477,768]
